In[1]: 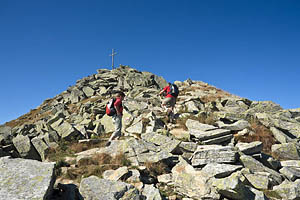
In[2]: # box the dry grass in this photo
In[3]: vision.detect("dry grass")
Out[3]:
[65,153,131,183]
[145,161,170,177]
[45,136,131,183]
[234,118,277,154]
[45,137,110,162]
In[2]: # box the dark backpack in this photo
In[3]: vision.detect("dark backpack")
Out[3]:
[106,98,116,116]
[169,84,179,97]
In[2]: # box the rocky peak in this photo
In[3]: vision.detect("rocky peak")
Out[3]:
[1,65,300,199]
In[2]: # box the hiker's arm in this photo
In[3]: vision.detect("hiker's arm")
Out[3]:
[159,88,166,95]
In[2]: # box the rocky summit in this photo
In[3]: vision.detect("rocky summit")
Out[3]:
[1,65,300,200]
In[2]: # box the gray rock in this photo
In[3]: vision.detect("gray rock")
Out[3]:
[141,132,181,153]
[103,166,129,181]
[100,114,115,133]
[190,128,232,142]
[157,173,172,184]
[271,143,300,160]
[236,141,263,155]
[216,119,250,131]
[50,118,82,140]
[79,176,141,200]
[279,167,300,181]
[0,157,55,200]
[273,179,300,200]
[186,119,217,132]
[12,134,41,160]
[191,145,237,166]
[142,184,162,200]
[172,156,219,199]
[31,137,50,161]
[270,127,292,144]
[212,171,255,200]
[200,133,233,145]
[239,154,282,185]
[82,86,95,97]
[246,101,283,114]
[0,125,12,145]
[179,142,198,153]
[201,163,243,178]
[280,160,300,168]
[126,119,144,134]
[243,172,270,190]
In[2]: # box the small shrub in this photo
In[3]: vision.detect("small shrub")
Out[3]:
[234,118,276,154]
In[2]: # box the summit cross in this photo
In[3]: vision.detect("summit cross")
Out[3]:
[109,49,117,69]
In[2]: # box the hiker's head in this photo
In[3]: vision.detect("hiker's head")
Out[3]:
[168,82,172,86]
[115,91,125,99]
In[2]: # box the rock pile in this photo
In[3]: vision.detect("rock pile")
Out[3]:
[1,65,300,199]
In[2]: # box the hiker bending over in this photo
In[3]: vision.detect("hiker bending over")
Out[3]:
[106,91,125,146]
[159,82,179,123]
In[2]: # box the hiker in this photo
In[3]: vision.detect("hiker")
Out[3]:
[159,82,179,123]
[106,91,126,146]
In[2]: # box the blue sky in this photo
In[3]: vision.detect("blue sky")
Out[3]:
[1,0,300,125]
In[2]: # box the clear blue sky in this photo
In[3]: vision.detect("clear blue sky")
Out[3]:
[1,0,300,125]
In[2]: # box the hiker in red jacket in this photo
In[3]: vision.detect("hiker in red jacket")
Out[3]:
[106,91,125,146]
[159,82,178,123]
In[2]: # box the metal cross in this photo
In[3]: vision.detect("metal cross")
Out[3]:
[109,49,117,69]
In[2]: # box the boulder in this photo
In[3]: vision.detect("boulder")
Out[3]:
[79,176,141,199]
[0,157,55,200]
[279,167,300,181]
[50,118,83,140]
[12,134,41,160]
[272,180,300,200]
[271,143,300,160]
[0,126,12,145]
[236,141,263,155]
[216,119,250,131]
[201,163,243,178]
[31,137,50,161]
[172,156,219,199]
[212,172,256,200]
[239,154,282,185]
[142,184,163,200]
[82,86,95,97]
[191,145,237,166]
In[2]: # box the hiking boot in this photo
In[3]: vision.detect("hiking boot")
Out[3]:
[105,141,111,147]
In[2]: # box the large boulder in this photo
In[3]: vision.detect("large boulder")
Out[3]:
[272,180,300,200]
[191,145,237,166]
[12,134,41,161]
[239,154,282,186]
[50,118,83,140]
[172,156,219,199]
[0,157,55,200]
[271,143,300,160]
[79,176,141,199]
[0,126,12,145]
[212,171,257,200]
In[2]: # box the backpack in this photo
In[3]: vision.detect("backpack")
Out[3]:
[169,84,179,97]
[106,98,116,116]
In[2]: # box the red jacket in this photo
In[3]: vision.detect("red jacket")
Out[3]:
[114,97,123,114]
[162,85,175,98]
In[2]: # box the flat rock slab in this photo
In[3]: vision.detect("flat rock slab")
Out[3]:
[0,156,55,200]
[191,145,237,166]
